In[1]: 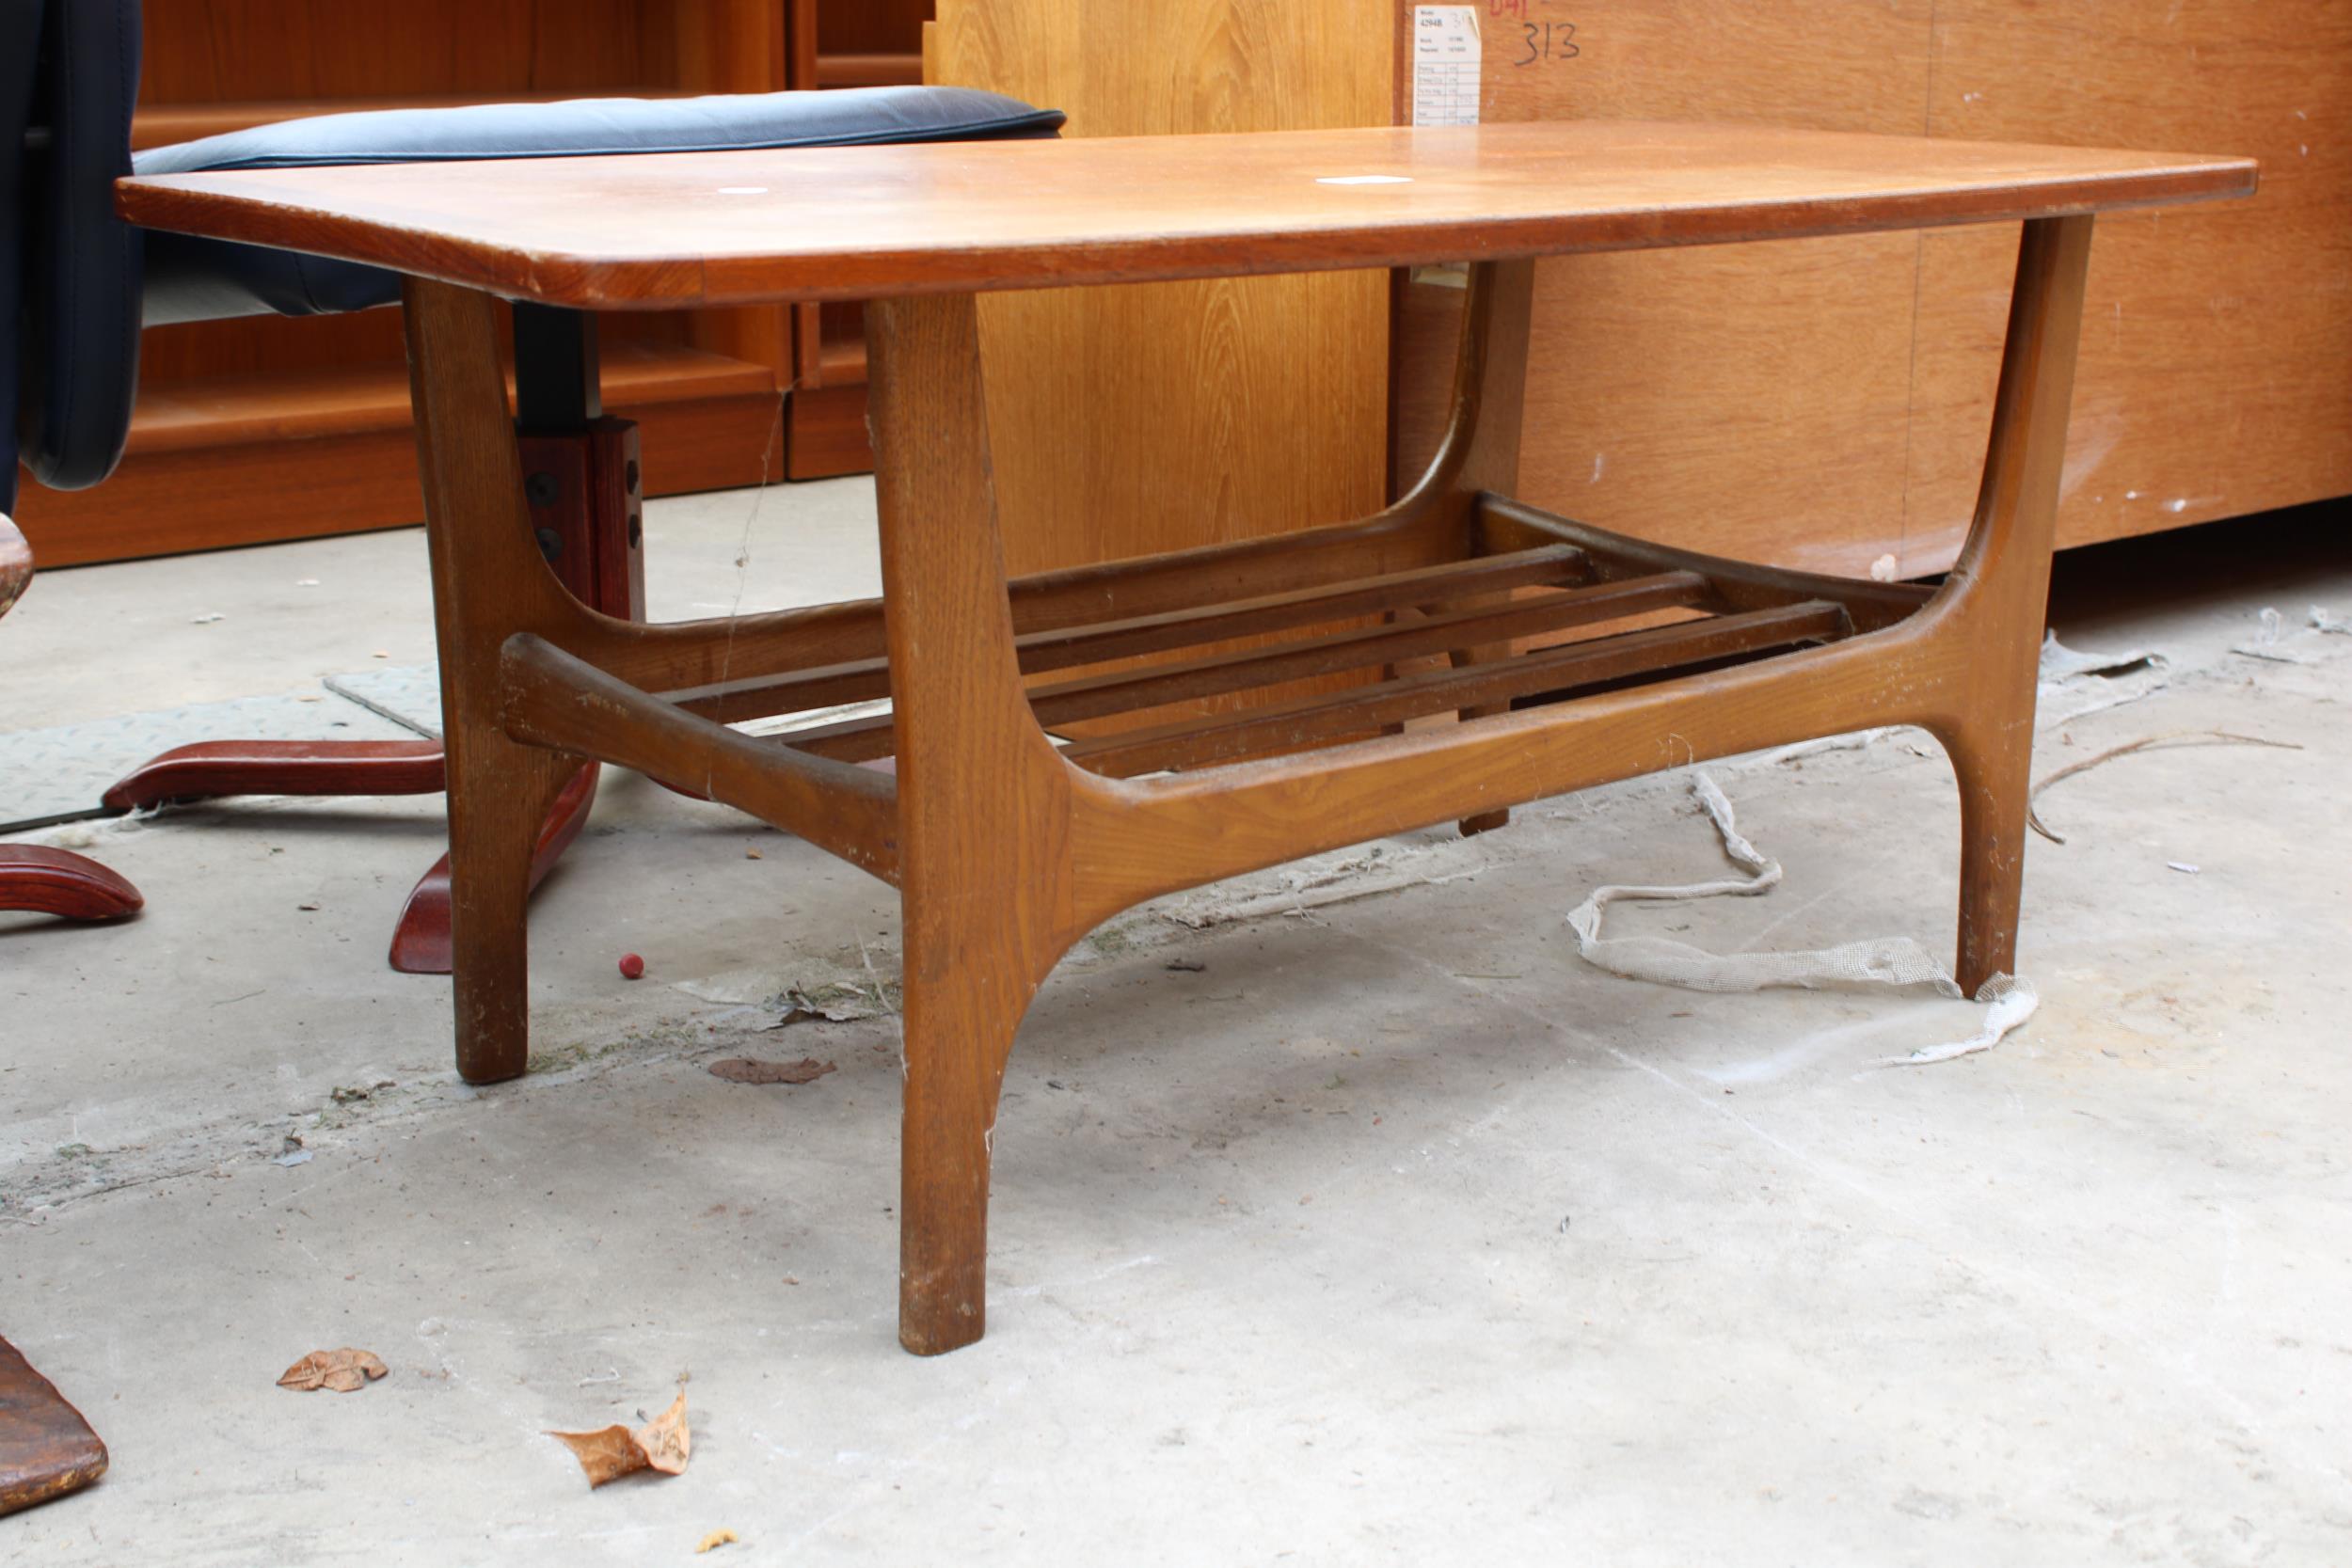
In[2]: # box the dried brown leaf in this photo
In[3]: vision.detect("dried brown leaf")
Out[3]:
[636,1391,692,1476]
[277,1348,389,1393]
[548,1423,651,1487]
[708,1056,835,1085]
[548,1391,691,1488]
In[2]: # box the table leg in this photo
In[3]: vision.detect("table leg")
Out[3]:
[402,279,586,1085]
[1928,214,2095,992]
[1442,258,1537,836]
[866,291,1086,1355]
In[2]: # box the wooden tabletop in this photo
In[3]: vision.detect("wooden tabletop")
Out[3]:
[116,121,2255,310]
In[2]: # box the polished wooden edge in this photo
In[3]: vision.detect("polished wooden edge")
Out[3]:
[115,153,2254,312]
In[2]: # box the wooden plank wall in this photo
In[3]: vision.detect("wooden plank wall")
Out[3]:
[930,0,1394,579]
[1391,0,2352,577]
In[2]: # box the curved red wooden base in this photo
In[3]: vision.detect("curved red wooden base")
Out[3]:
[0,846,145,921]
[0,1333,108,1515]
[387,763,600,974]
[102,739,447,811]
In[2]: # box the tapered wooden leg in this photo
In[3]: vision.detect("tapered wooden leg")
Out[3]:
[1446,260,1537,836]
[402,279,585,1085]
[866,290,1080,1355]
[440,746,576,1083]
[1932,214,2096,993]
[896,919,1038,1354]
[1947,726,2032,992]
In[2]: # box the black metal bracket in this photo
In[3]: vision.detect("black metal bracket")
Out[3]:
[512,301,601,431]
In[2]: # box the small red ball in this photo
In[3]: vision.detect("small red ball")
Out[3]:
[617,952,645,980]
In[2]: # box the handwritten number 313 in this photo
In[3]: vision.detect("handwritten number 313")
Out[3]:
[1515,21,1580,65]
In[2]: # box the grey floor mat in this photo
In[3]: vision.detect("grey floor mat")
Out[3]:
[0,684,423,832]
[320,664,442,739]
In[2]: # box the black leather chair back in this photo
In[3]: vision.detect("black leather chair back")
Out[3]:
[14,0,144,495]
[2,0,51,513]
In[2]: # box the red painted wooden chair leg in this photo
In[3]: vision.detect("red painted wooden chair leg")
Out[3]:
[0,1335,108,1515]
[387,761,600,974]
[0,846,144,921]
[83,315,656,973]
[100,738,447,810]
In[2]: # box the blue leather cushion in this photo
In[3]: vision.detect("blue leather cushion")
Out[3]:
[137,86,1064,325]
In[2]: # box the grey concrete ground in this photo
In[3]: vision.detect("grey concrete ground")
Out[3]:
[3,491,2348,1565]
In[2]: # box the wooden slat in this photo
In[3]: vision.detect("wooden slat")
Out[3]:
[1010,544,1589,666]
[1030,570,1707,722]
[780,570,1711,758]
[1478,496,1935,628]
[1058,601,1851,778]
[664,544,1592,723]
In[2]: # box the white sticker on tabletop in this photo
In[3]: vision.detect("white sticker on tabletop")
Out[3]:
[1412,6,1482,128]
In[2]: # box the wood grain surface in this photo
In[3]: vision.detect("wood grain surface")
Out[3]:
[1390,0,2326,575]
[930,0,1392,589]
[115,122,2253,309]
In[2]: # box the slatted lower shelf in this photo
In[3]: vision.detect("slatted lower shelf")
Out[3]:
[720,522,1897,778]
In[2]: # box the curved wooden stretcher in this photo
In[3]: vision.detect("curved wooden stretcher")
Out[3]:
[117,120,2257,1355]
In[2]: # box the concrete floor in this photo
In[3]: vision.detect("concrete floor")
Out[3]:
[3,490,2349,1564]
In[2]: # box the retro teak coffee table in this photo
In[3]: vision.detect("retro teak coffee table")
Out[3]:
[119,121,2255,1354]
